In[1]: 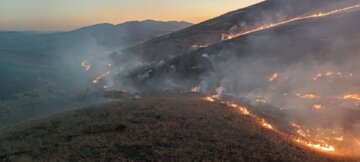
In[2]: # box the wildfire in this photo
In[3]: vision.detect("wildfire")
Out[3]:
[81,60,91,71]
[342,94,360,101]
[260,119,273,130]
[313,71,353,80]
[202,96,340,153]
[224,102,251,115]
[268,72,279,82]
[291,124,337,152]
[203,96,216,102]
[294,138,335,152]
[92,70,110,84]
[221,4,360,41]
[312,103,323,110]
[296,93,319,99]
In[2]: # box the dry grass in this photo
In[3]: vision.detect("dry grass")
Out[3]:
[0,93,356,161]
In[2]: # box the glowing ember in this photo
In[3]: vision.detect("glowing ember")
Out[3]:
[92,70,110,84]
[81,60,91,71]
[225,102,251,115]
[312,104,323,110]
[296,93,319,99]
[203,96,216,102]
[221,4,360,41]
[268,72,279,82]
[260,119,273,130]
[313,71,353,80]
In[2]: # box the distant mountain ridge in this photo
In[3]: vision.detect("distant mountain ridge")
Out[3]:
[0,20,193,54]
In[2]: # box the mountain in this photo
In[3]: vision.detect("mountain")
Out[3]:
[112,0,358,64]
[0,20,192,127]
[111,2,360,157]
[123,9,360,92]
[0,20,192,98]
[0,20,192,54]
[0,93,350,161]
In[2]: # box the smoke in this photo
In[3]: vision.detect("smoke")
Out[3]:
[111,1,360,155]
[190,9,360,155]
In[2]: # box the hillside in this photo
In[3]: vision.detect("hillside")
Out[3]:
[107,3,360,157]
[112,0,358,64]
[0,20,192,126]
[0,20,192,54]
[120,6,360,93]
[0,93,352,161]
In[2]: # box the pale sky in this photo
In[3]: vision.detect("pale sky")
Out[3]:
[0,0,263,31]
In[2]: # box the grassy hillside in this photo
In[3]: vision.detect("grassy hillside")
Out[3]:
[0,93,353,161]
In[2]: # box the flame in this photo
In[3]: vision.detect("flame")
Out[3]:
[313,71,353,80]
[92,70,110,84]
[202,96,339,153]
[294,138,335,152]
[260,119,273,130]
[291,124,337,152]
[203,96,216,102]
[81,60,91,71]
[268,72,279,82]
[297,93,319,99]
[342,94,360,101]
[312,103,323,110]
[221,4,360,41]
[224,102,251,115]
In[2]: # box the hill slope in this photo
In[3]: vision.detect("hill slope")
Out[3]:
[0,93,349,161]
[112,0,358,64]
[0,20,192,54]
[120,6,360,92]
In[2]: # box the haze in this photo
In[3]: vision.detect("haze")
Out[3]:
[0,0,263,31]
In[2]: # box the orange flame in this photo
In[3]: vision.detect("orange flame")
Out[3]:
[268,72,279,82]
[203,96,216,102]
[202,96,338,153]
[92,70,110,84]
[312,103,323,110]
[314,71,353,80]
[296,93,319,99]
[342,94,360,101]
[221,4,360,41]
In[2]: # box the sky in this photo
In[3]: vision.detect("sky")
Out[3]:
[0,0,263,31]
